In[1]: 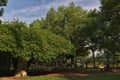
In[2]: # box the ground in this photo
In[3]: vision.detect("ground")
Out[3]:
[0,72,88,80]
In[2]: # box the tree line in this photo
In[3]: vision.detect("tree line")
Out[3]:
[0,0,120,76]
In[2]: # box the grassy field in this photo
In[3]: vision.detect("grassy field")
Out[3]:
[22,73,120,80]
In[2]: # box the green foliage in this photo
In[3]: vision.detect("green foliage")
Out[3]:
[29,26,73,62]
[0,0,8,6]
[0,23,15,53]
[0,19,73,63]
[45,2,88,57]
[101,0,120,25]
[0,0,8,17]
[100,0,120,52]
[41,29,73,62]
[46,3,87,39]
[79,10,103,50]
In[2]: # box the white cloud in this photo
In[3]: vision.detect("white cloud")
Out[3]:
[8,0,100,16]
[10,6,42,16]
[2,0,101,24]
[20,6,40,13]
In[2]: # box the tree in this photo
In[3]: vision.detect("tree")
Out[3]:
[0,19,73,76]
[0,0,7,6]
[77,9,103,68]
[0,0,8,23]
[100,0,120,68]
[0,0,10,69]
[30,20,74,67]
[3,20,29,75]
[45,2,88,67]
[0,22,15,71]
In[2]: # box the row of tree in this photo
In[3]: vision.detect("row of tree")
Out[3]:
[30,0,120,68]
[0,0,120,76]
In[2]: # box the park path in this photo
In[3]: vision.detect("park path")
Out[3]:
[0,77,19,80]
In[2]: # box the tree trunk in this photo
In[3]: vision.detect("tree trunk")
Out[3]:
[92,50,96,68]
[116,61,119,68]
[85,61,88,69]
[74,56,78,67]
[27,58,34,69]
[12,58,18,73]
[55,61,58,67]
[104,51,111,71]
[71,55,74,68]
[14,58,28,77]
[106,51,110,68]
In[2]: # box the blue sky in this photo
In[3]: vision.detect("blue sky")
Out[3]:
[1,0,101,24]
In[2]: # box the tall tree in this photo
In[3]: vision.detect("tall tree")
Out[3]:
[78,9,103,68]
[100,0,120,67]
[45,2,87,67]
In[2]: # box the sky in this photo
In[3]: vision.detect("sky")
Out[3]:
[1,0,101,24]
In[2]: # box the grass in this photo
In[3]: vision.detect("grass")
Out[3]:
[22,73,120,80]
[22,76,68,80]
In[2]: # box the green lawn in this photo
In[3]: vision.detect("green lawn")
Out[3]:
[22,73,120,80]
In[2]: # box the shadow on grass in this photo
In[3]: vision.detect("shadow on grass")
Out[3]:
[59,73,120,80]
[27,67,85,76]
[22,73,120,80]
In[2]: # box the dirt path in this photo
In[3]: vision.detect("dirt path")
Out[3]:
[0,72,88,80]
[0,77,20,80]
